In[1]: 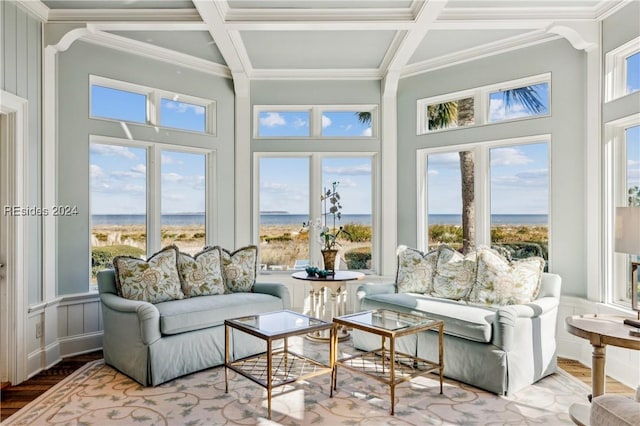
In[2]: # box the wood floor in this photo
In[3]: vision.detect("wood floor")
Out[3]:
[0,353,634,422]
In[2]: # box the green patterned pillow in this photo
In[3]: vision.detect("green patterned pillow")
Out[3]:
[217,245,258,293]
[177,247,225,298]
[113,245,184,303]
[469,249,545,306]
[431,245,477,300]
[395,246,438,293]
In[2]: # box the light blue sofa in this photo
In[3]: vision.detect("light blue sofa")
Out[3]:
[97,269,291,386]
[354,272,561,395]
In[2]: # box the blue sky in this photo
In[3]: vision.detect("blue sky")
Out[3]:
[258,110,372,137]
[628,52,640,94]
[627,125,640,194]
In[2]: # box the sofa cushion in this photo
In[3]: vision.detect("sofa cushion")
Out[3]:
[396,246,438,294]
[469,249,544,306]
[177,247,225,297]
[360,292,496,343]
[113,245,184,303]
[218,245,258,293]
[155,292,285,335]
[432,246,477,300]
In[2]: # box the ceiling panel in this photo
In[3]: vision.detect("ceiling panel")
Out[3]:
[446,1,602,9]
[227,1,415,9]
[410,29,530,64]
[108,31,226,65]
[241,30,396,69]
[42,0,195,9]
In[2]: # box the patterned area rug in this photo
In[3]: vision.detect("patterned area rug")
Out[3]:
[4,339,589,425]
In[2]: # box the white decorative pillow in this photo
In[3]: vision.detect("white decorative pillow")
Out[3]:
[469,249,545,306]
[395,246,438,293]
[177,247,225,298]
[217,245,258,293]
[113,245,184,303]
[431,245,477,300]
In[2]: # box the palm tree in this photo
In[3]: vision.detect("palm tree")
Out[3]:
[356,87,545,254]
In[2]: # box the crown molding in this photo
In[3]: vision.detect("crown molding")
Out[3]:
[222,7,416,23]
[224,20,414,31]
[87,22,208,32]
[16,0,49,22]
[438,6,603,21]
[80,29,231,79]
[47,8,201,22]
[594,0,635,21]
[401,31,560,79]
[249,68,383,81]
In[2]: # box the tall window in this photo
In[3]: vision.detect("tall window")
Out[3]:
[161,151,207,254]
[609,121,640,306]
[90,140,213,282]
[490,142,549,267]
[426,151,463,250]
[258,157,310,271]
[257,154,375,272]
[419,138,550,266]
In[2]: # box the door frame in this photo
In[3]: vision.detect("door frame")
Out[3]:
[1,90,29,384]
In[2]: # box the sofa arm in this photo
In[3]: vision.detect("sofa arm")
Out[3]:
[494,296,559,351]
[100,293,161,345]
[356,283,396,306]
[254,282,291,309]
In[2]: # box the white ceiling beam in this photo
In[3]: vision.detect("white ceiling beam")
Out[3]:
[224,20,415,31]
[438,5,614,21]
[47,8,201,22]
[385,0,449,74]
[430,20,550,31]
[249,68,383,81]
[16,0,49,22]
[87,22,208,32]
[222,8,417,23]
[193,0,247,75]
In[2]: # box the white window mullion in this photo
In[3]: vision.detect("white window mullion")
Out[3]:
[311,107,322,137]
[206,151,217,247]
[416,152,428,252]
[310,154,322,266]
[476,88,487,126]
[149,91,160,126]
[474,147,491,248]
[147,146,161,256]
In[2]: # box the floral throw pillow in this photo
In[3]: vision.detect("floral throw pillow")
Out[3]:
[113,245,184,303]
[395,246,438,293]
[469,249,545,306]
[217,245,258,293]
[431,245,477,300]
[177,247,225,298]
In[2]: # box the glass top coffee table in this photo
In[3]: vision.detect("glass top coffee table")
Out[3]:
[224,310,334,420]
[331,309,444,415]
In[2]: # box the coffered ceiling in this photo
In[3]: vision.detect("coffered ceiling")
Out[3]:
[30,0,630,80]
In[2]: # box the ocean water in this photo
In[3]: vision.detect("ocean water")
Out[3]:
[92,214,548,226]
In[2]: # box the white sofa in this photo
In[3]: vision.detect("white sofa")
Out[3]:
[353,245,561,395]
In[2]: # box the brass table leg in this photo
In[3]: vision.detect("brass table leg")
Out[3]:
[224,324,229,393]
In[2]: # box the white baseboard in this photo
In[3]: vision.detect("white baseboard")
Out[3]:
[27,341,61,379]
[58,331,103,358]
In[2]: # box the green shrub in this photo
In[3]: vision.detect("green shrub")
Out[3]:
[91,245,145,277]
[429,224,463,244]
[344,247,371,269]
[342,223,372,242]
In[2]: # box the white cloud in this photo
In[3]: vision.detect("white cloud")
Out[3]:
[161,153,184,165]
[323,163,371,176]
[111,164,146,179]
[361,127,372,136]
[90,144,136,160]
[489,97,530,122]
[260,112,286,127]
[132,164,146,174]
[322,115,332,128]
[162,172,184,182]
[490,147,533,166]
[292,117,307,128]
[428,152,460,167]
[428,170,439,176]
[90,164,105,179]
[122,184,145,194]
[164,100,205,115]
[491,168,548,188]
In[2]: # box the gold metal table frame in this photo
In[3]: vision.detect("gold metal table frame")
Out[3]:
[331,309,444,415]
[224,310,335,420]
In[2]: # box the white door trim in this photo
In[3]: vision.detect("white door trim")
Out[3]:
[0,90,30,384]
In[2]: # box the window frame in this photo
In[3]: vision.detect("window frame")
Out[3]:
[416,135,552,268]
[253,104,378,139]
[416,73,551,135]
[89,134,216,277]
[253,151,379,274]
[605,36,640,102]
[89,75,217,136]
[604,113,640,308]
